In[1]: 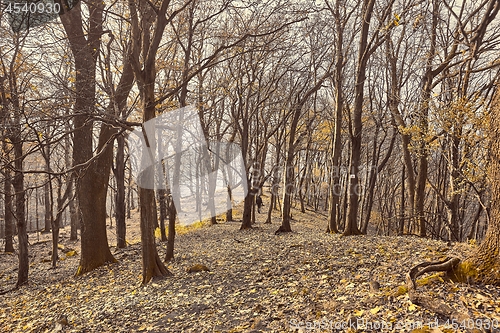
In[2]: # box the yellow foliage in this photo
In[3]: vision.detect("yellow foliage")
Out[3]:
[449,261,478,283]
[394,13,401,26]
[416,272,444,286]
[394,285,408,296]
[353,309,364,317]
[154,227,161,238]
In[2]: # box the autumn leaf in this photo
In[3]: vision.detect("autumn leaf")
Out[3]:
[354,309,364,317]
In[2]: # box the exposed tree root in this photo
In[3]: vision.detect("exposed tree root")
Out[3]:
[274,225,292,234]
[406,257,471,324]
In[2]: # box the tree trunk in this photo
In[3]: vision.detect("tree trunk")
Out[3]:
[327,12,343,233]
[3,164,14,253]
[115,134,127,248]
[206,143,218,225]
[127,164,133,219]
[279,146,295,233]
[446,134,461,241]
[251,193,257,224]
[137,85,171,282]
[327,98,342,233]
[399,164,405,235]
[226,184,233,222]
[343,0,375,236]
[139,185,171,283]
[165,196,176,262]
[415,0,443,238]
[69,193,78,241]
[60,0,118,275]
[50,179,58,268]
[239,109,253,230]
[386,34,415,234]
[75,142,117,275]
[240,188,255,230]
[279,103,304,233]
[43,177,51,233]
[50,182,71,268]
[158,188,168,242]
[266,162,281,224]
[165,106,184,256]
[13,138,28,287]
[298,149,308,214]
[265,189,274,224]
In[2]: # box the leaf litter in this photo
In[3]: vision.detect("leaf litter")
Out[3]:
[1,208,499,333]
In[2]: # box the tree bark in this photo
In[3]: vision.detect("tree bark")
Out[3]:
[127,0,178,282]
[240,189,255,230]
[3,162,14,253]
[158,188,168,242]
[13,134,28,287]
[59,0,118,275]
[137,80,171,283]
[43,173,51,233]
[65,130,78,241]
[165,196,176,262]
[326,0,344,234]
[343,0,377,236]
[115,134,127,248]
[69,187,78,241]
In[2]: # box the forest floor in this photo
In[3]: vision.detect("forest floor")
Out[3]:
[1,202,500,333]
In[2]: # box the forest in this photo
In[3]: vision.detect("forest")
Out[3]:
[1,0,500,332]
